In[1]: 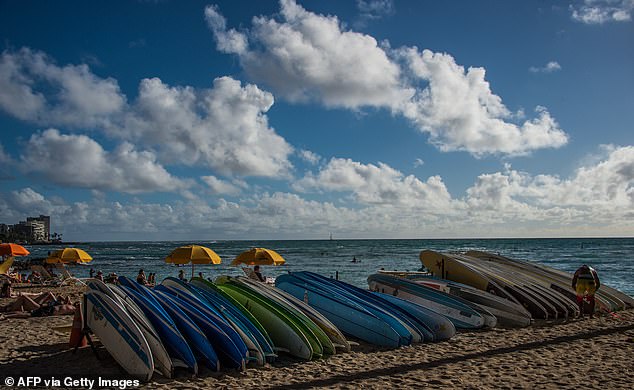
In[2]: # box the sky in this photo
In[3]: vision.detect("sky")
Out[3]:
[0,0,632,241]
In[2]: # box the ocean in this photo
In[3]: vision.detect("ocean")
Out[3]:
[23,238,634,297]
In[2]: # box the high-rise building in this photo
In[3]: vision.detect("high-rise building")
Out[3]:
[27,215,50,241]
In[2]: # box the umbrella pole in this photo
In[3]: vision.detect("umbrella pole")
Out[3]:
[191,263,194,280]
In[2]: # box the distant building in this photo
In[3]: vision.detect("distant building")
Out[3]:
[0,215,51,243]
[27,215,50,241]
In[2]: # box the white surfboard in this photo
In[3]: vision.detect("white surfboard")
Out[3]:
[84,291,154,381]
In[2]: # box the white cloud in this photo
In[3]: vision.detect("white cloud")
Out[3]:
[207,1,568,156]
[398,48,568,155]
[529,61,562,73]
[571,0,634,24]
[114,76,293,178]
[298,149,321,165]
[201,175,243,195]
[413,158,424,168]
[204,5,249,54]
[0,48,126,127]
[294,157,456,210]
[1,146,633,239]
[207,0,411,109]
[355,0,395,28]
[20,129,187,193]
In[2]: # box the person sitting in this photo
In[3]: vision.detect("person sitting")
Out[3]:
[0,281,12,298]
[137,269,148,285]
[105,272,119,284]
[253,265,265,282]
[28,271,42,284]
[95,270,104,281]
[147,273,155,286]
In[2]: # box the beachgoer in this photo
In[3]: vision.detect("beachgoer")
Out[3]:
[137,269,148,285]
[89,268,95,278]
[352,256,359,263]
[0,281,11,298]
[572,264,601,318]
[148,273,155,286]
[28,271,42,284]
[95,270,104,281]
[178,270,185,281]
[253,265,265,282]
[198,272,204,279]
[105,272,118,284]
[0,292,74,318]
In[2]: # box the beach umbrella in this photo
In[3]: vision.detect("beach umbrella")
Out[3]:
[45,248,93,264]
[165,244,222,278]
[231,248,286,266]
[0,243,30,257]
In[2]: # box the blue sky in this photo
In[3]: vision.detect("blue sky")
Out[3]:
[0,0,632,241]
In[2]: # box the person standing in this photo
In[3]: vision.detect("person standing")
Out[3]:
[572,264,601,318]
[178,269,185,281]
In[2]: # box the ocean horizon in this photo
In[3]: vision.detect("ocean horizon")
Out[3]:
[20,237,634,297]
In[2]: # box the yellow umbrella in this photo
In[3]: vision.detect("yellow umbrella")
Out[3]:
[165,245,221,278]
[45,248,93,264]
[231,247,286,266]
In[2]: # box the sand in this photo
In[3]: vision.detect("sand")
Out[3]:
[1,284,633,389]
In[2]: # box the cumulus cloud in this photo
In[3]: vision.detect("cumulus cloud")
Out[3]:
[294,157,456,210]
[399,48,568,155]
[298,149,321,165]
[113,76,293,178]
[463,146,634,228]
[206,0,411,109]
[201,175,243,195]
[20,129,187,193]
[529,61,562,73]
[1,146,633,239]
[571,0,634,24]
[206,1,568,156]
[0,48,126,127]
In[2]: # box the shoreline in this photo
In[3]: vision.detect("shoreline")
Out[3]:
[1,284,633,389]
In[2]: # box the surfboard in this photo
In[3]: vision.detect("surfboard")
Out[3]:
[84,291,154,381]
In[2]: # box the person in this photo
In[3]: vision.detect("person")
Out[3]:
[0,280,12,298]
[351,256,359,263]
[0,292,75,319]
[572,264,601,318]
[137,269,148,285]
[253,265,265,282]
[28,271,42,284]
[147,273,155,286]
[198,272,204,279]
[178,269,185,281]
[105,272,118,284]
[89,268,95,278]
[95,270,104,281]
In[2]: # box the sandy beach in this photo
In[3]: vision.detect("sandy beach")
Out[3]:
[1,284,633,389]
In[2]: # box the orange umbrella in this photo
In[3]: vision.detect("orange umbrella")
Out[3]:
[0,243,30,257]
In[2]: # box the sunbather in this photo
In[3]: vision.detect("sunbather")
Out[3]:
[0,292,75,319]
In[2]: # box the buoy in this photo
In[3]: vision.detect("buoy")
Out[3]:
[69,301,87,348]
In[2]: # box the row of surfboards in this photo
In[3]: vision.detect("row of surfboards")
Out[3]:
[85,271,465,381]
[414,250,634,320]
